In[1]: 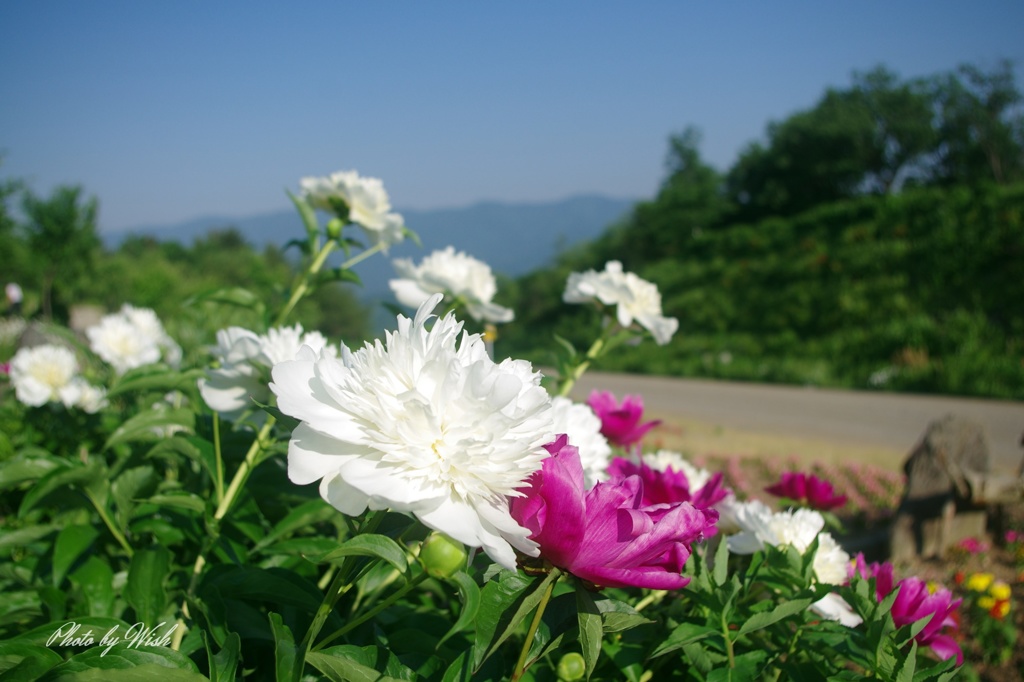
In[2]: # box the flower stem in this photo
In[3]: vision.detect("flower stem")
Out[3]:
[721,608,736,668]
[214,416,276,521]
[212,412,224,505]
[512,568,562,681]
[84,488,132,558]
[314,571,429,651]
[274,238,339,327]
[557,336,605,397]
[338,241,385,271]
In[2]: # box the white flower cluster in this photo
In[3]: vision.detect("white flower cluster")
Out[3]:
[299,170,405,250]
[564,260,678,345]
[270,294,555,569]
[199,324,335,422]
[550,396,611,488]
[86,305,181,375]
[9,344,106,413]
[390,246,514,324]
[724,499,850,585]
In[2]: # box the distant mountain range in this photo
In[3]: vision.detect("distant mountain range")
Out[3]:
[106,194,636,313]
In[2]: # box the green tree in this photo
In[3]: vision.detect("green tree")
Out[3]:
[20,185,100,321]
[931,60,1024,185]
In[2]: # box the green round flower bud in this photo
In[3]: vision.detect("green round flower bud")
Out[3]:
[325,217,344,241]
[556,652,586,681]
[419,533,467,579]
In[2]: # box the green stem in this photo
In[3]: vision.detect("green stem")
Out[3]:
[84,488,132,558]
[214,417,276,521]
[292,512,386,682]
[511,568,562,681]
[314,572,429,651]
[212,412,224,505]
[338,241,385,271]
[721,608,736,668]
[274,238,339,327]
[557,336,605,397]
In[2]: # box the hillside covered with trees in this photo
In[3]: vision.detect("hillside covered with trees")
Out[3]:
[499,61,1024,399]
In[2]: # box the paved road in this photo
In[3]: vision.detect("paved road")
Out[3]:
[566,371,1024,476]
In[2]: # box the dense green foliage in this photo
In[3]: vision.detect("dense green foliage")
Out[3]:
[500,62,1024,399]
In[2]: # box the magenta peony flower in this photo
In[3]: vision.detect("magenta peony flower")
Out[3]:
[510,435,713,590]
[851,554,963,665]
[765,471,847,511]
[586,390,660,451]
[607,457,730,514]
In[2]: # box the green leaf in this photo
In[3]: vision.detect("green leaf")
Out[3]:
[737,597,813,636]
[202,630,240,682]
[712,536,729,586]
[317,267,362,287]
[288,189,321,249]
[0,641,62,680]
[104,408,195,450]
[650,622,718,658]
[251,497,336,552]
[267,612,298,682]
[146,436,217,483]
[18,462,105,517]
[707,650,768,682]
[309,534,409,574]
[111,466,158,530]
[124,546,171,625]
[894,640,917,682]
[436,571,481,647]
[52,524,101,587]
[13,618,134,646]
[0,524,59,553]
[145,492,207,514]
[200,566,324,614]
[473,569,560,671]
[575,585,602,680]
[594,597,652,633]
[106,365,205,399]
[0,454,63,491]
[306,646,410,682]
[186,286,267,320]
[36,646,206,681]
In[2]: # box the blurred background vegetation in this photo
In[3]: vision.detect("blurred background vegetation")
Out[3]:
[2,61,1022,398]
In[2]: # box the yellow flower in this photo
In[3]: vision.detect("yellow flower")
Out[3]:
[978,595,995,610]
[990,600,1011,619]
[989,581,1012,601]
[965,572,994,592]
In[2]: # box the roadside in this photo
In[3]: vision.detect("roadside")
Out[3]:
[564,371,1024,475]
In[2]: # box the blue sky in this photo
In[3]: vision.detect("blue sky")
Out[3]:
[2,2,1022,233]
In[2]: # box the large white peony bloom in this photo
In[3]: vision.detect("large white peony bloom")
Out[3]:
[725,500,850,585]
[299,170,405,250]
[9,344,105,412]
[550,396,611,488]
[270,294,555,569]
[389,246,514,324]
[86,304,180,374]
[563,261,678,345]
[199,324,334,421]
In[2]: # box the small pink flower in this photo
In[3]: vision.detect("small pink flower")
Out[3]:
[765,472,847,511]
[956,537,988,554]
[510,435,714,590]
[607,457,730,516]
[851,554,963,665]
[586,390,660,451]
[0,362,9,375]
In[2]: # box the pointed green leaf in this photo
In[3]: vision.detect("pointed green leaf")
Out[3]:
[106,365,205,399]
[52,524,101,587]
[0,454,63,491]
[104,408,195,450]
[186,286,267,319]
[268,612,299,682]
[288,189,321,248]
[124,546,171,625]
[0,641,62,680]
[738,597,813,636]
[112,466,158,529]
[437,571,482,647]
[69,557,116,618]
[146,492,207,514]
[473,569,560,671]
[252,497,336,552]
[712,536,729,586]
[575,585,603,680]
[0,524,59,553]
[35,645,205,681]
[18,462,105,517]
[309,534,409,574]
[202,630,240,682]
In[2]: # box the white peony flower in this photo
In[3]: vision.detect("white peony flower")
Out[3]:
[199,324,334,421]
[563,260,678,345]
[389,246,514,324]
[86,304,180,374]
[10,344,80,407]
[551,396,612,488]
[60,378,108,414]
[299,170,405,250]
[270,294,555,569]
[725,500,850,585]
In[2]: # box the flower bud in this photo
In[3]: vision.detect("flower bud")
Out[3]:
[419,532,467,579]
[556,652,586,681]
[325,218,344,241]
